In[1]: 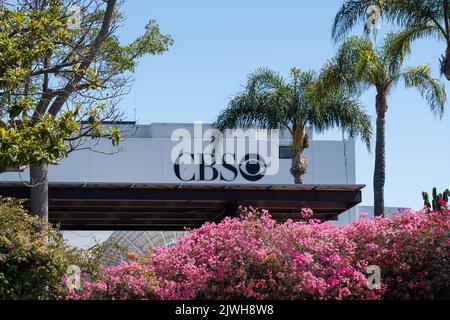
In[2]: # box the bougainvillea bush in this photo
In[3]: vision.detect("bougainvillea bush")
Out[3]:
[67,207,450,300]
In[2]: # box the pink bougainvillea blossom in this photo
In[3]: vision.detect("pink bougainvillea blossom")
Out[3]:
[66,208,450,300]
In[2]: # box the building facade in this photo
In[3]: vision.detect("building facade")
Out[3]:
[1,122,364,250]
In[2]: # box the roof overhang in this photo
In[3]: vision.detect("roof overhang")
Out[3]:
[0,182,365,231]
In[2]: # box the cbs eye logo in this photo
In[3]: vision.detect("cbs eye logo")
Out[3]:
[173,153,268,182]
[239,154,267,182]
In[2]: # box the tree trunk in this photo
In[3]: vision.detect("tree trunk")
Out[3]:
[290,126,309,185]
[442,45,450,81]
[30,164,49,221]
[374,92,387,217]
[291,150,308,184]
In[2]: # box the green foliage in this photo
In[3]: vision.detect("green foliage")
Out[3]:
[320,34,446,116]
[423,187,450,211]
[0,114,75,167]
[102,20,174,73]
[0,197,105,300]
[331,0,450,77]
[214,67,372,149]
[214,67,372,183]
[0,198,74,299]
[0,105,121,168]
[332,0,447,42]
[0,0,70,92]
[0,0,172,171]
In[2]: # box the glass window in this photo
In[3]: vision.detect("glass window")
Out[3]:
[279,146,293,159]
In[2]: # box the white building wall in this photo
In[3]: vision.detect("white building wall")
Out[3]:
[1,123,358,227]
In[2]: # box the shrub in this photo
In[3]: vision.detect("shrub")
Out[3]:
[68,207,450,300]
[68,262,158,300]
[0,198,85,300]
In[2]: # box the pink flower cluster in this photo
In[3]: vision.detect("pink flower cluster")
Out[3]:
[68,262,157,300]
[67,208,450,300]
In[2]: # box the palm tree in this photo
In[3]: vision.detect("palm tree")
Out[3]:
[214,67,372,184]
[332,0,450,81]
[320,34,446,216]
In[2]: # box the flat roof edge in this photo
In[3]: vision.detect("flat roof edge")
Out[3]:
[0,182,366,191]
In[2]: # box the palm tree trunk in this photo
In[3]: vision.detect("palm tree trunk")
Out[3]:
[291,149,308,184]
[374,92,387,217]
[290,127,309,184]
[442,45,450,81]
[30,164,49,221]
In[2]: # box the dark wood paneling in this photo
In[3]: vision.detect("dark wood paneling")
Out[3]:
[0,182,365,231]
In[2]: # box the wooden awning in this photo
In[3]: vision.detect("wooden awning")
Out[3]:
[0,182,364,231]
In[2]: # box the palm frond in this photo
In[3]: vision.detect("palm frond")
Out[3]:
[216,67,373,153]
[382,27,442,75]
[246,68,285,96]
[402,64,447,117]
[332,0,449,45]
[214,93,284,131]
[387,0,445,30]
[319,36,381,93]
[312,90,372,150]
[332,0,383,42]
[355,48,383,84]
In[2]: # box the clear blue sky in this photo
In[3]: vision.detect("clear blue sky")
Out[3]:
[116,0,450,210]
